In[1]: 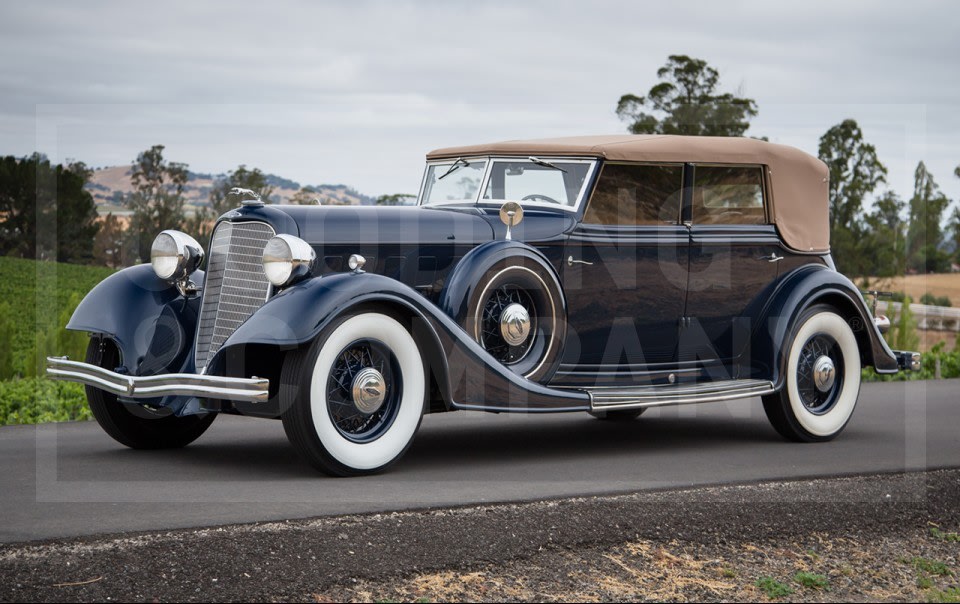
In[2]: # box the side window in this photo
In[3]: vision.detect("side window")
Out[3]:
[583,164,683,226]
[692,166,766,225]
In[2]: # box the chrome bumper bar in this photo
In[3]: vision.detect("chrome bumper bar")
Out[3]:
[46,357,269,403]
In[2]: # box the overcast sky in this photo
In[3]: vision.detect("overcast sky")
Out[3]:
[1,0,957,207]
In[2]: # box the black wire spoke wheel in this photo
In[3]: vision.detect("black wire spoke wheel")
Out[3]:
[325,339,402,443]
[479,284,537,364]
[795,333,844,415]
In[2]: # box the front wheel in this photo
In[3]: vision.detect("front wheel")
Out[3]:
[280,312,426,476]
[84,338,215,449]
[762,305,862,442]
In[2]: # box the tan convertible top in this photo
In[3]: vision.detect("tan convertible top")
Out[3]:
[427,135,829,253]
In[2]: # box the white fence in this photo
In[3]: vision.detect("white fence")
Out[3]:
[875,301,960,332]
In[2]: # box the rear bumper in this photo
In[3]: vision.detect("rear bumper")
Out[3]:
[893,350,922,372]
[46,357,269,403]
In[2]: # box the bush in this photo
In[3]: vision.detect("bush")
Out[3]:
[0,378,90,425]
[0,302,14,379]
[865,342,960,382]
[920,292,952,307]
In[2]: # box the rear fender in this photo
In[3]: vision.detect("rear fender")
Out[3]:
[747,264,898,388]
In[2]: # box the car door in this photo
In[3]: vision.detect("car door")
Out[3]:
[682,164,781,366]
[558,163,689,385]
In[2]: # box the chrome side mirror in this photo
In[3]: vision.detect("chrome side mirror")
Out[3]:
[499,201,523,241]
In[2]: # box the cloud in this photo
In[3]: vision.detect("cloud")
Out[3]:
[0,0,957,199]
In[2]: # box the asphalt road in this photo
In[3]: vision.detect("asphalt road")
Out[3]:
[1,379,957,543]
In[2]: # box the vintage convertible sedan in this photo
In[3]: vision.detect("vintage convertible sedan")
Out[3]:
[48,135,919,475]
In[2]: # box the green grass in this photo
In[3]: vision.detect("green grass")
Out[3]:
[910,557,953,577]
[930,526,960,543]
[755,577,793,599]
[793,571,829,590]
[0,256,113,377]
[928,587,960,603]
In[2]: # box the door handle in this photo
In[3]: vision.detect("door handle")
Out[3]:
[758,253,783,263]
[567,255,593,267]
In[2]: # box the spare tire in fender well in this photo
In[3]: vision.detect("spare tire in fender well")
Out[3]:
[438,240,567,383]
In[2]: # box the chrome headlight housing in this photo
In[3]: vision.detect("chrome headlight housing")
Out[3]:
[150,230,204,282]
[262,234,316,287]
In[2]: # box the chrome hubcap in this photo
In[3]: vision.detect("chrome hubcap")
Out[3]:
[351,367,387,414]
[499,303,531,346]
[813,355,836,392]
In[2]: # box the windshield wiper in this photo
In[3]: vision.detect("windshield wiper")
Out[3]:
[438,157,469,180]
[528,156,567,173]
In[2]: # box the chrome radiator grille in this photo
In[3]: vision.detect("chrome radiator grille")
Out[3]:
[194,221,275,372]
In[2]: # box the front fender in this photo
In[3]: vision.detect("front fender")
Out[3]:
[749,264,898,388]
[66,264,204,375]
[211,272,589,412]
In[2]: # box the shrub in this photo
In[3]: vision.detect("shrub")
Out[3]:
[755,577,793,599]
[0,378,90,425]
[920,292,952,307]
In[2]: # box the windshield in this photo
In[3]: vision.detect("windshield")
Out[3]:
[420,159,488,205]
[419,157,596,210]
[482,159,592,209]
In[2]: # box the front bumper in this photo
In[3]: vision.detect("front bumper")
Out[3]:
[46,357,269,403]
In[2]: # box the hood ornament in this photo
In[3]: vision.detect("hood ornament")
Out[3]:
[229,187,264,207]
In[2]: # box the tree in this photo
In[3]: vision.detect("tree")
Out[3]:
[862,191,906,277]
[182,206,215,247]
[126,145,188,263]
[0,154,99,263]
[209,165,275,215]
[375,193,416,206]
[906,161,951,273]
[817,120,886,275]
[289,186,320,205]
[54,161,99,263]
[93,212,126,269]
[616,55,758,137]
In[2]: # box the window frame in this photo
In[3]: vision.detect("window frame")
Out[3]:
[580,161,687,227]
[687,163,771,226]
[418,156,599,214]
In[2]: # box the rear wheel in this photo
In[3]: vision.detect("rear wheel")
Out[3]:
[280,312,426,476]
[762,305,862,442]
[84,338,215,449]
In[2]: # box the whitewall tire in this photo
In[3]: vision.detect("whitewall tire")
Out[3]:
[762,305,862,442]
[281,312,426,476]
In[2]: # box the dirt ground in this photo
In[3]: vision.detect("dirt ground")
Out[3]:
[1,469,957,603]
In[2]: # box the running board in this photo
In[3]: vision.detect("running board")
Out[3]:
[584,379,776,411]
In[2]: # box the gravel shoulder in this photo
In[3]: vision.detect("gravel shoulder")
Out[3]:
[1,469,958,602]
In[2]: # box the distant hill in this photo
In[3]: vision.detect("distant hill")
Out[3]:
[86,166,376,214]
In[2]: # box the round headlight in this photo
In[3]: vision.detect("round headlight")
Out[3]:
[150,230,204,281]
[262,234,315,287]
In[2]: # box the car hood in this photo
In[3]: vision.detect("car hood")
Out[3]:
[272,205,495,246]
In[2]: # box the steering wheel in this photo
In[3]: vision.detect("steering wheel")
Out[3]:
[521,193,562,205]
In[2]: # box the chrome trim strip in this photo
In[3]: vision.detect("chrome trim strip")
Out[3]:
[46,357,269,403]
[569,378,776,411]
